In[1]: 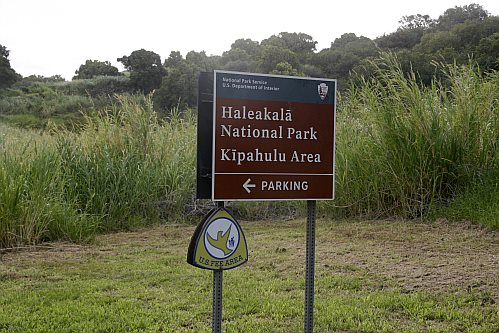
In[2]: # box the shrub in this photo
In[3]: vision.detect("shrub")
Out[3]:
[58,76,131,97]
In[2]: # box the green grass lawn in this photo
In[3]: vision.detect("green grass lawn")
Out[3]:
[0,219,497,332]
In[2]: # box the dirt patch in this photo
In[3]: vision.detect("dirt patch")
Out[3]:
[315,219,498,298]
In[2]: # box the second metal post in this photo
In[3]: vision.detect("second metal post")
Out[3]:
[304,200,316,333]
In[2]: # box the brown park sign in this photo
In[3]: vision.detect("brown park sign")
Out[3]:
[212,71,336,201]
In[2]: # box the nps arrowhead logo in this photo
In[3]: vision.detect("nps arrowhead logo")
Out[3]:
[318,83,329,101]
[187,208,248,270]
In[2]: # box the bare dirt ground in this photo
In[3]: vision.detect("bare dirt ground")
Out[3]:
[313,219,498,299]
[1,218,498,301]
[239,218,498,301]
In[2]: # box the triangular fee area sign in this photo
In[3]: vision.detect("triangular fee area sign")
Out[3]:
[187,208,248,270]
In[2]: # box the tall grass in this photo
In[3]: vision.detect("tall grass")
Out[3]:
[0,95,196,247]
[1,55,497,248]
[328,53,498,220]
[58,95,196,231]
[0,126,94,247]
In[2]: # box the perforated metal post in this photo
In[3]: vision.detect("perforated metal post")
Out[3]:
[212,201,224,333]
[212,269,222,333]
[304,200,316,333]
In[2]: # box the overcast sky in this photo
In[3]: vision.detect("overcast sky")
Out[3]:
[1,0,498,80]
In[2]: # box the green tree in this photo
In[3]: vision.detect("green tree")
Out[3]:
[301,64,324,78]
[153,50,217,115]
[258,45,299,73]
[261,32,317,66]
[220,38,259,72]
[314,33,378,81]
[330,33,379,57]
[262,32,316,56]
[376,29,423,49]
[117,49,165,93]
[416,31,461,54]
[476,32,499,70]
[270,62,303,76]
[399,14,435,30]
[0,44,20,89]
[73,60,120,80]
[185,50,219,71]
[436,4,489,31]
[153,61,197,115]
[222,59,257,72]
[230,38,260,56]
[164,51,184,69]
[330,33,360,48]
[222,48,251,64]
[376,14,434,50]
[451,17,499,49]
[412,16,499,72]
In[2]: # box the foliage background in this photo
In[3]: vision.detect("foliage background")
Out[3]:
[0,4,498,247]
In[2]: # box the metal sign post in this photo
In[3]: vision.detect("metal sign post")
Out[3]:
[304,200,316,333]
[212,201,224,333]
[213,269,223,333]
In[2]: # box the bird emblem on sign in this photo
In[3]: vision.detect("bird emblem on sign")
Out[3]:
[207,225,233,256]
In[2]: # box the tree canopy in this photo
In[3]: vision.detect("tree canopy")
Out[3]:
[118,49,165,93]
[3,3,498,112]
[73,60,120,80]
[437,3,489,30]
[124,4,499,110]
[0,44,20,89]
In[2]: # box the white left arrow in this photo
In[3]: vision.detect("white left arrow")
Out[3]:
[243,178,256,193]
